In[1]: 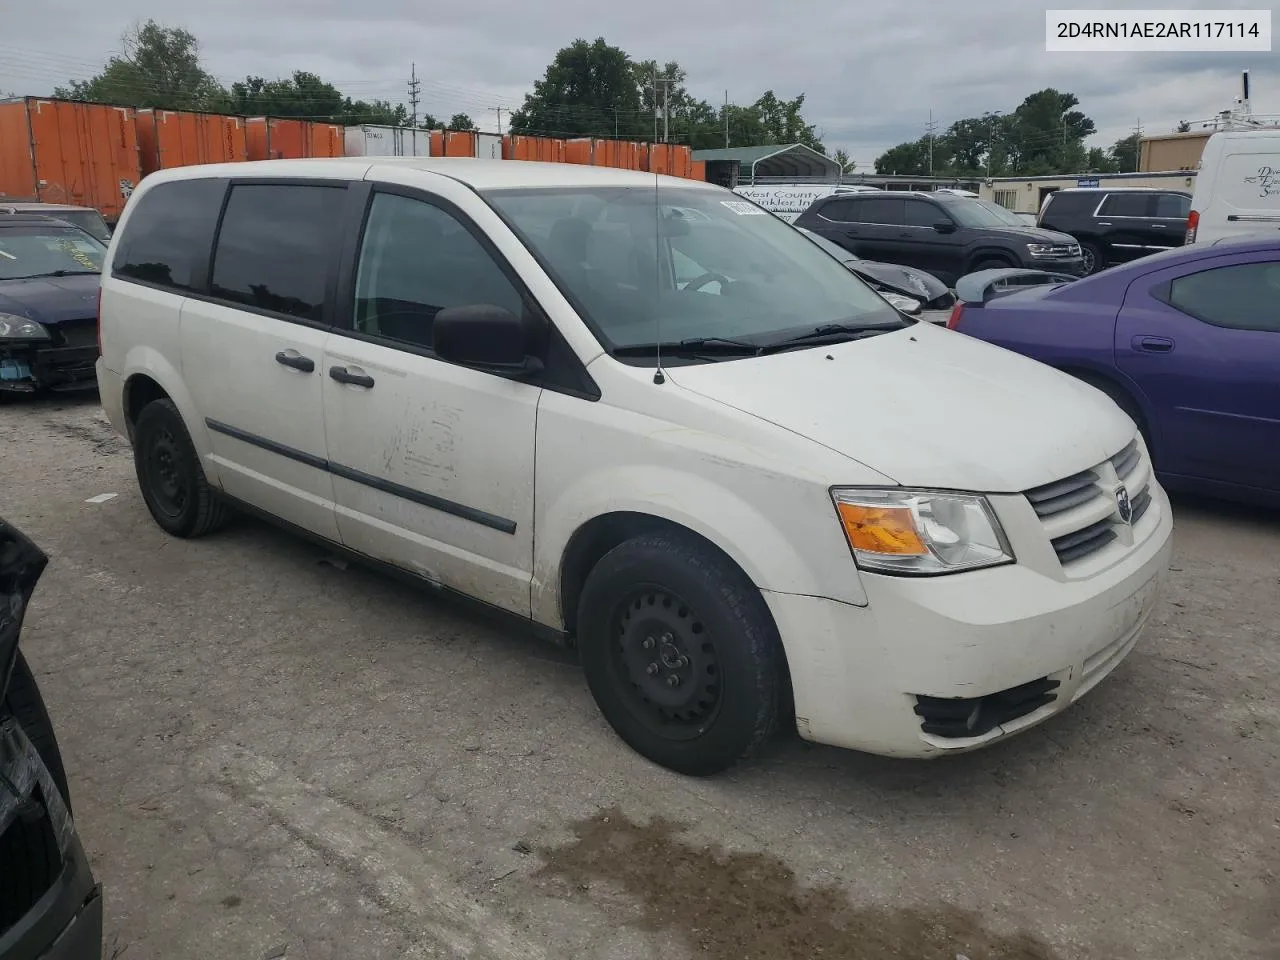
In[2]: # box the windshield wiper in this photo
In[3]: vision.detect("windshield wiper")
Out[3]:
[759,320,908,352]
[12,270,100,279]
[613,336,764,357]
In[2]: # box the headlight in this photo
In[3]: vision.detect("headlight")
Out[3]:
[879,292,921,315]
[1026,243,1073,259]
[831,488,1014,575]
[0,313,49,340]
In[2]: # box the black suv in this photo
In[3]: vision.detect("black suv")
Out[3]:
[1037,187,1191,275]
[793,192,1083,287]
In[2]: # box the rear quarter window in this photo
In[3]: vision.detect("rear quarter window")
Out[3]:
[112,179,226,292]
[1043,192,1098,217]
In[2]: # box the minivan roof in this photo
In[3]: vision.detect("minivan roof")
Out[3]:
[134,157,722,193]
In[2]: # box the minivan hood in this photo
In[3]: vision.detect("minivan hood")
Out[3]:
[0,274,100,326]
[665,323,1134,492]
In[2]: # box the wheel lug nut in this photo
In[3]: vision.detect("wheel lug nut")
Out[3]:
[642,637,655,649]
[646,663,660,676]
[667,675,680,688]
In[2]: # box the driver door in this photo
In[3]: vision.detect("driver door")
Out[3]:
[321,177,542,616]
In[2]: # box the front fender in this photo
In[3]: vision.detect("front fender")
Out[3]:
[531,463,867,629]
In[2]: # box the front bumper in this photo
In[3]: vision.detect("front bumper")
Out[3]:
[766,481,1174,758]
[0,345,99,394]
[0,719,102,959]
[1025,256,1085,276]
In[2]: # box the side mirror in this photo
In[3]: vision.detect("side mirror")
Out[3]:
[433,304,543,377]
[933,220,957,234]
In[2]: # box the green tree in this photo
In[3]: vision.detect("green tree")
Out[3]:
[229,71,344,119]
[1085,146,1118,173]
[1004,88,1095,175]
[1109,133,1141,173]
[874,137,931,175]
[54,20,228,111]
[509,38,643,138]
[832,148,855,172]
[447,113,477,131]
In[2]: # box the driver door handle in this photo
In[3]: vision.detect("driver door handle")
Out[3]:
[329,365,375,388]
[1133,335,1175,353]
[275,351,314,373]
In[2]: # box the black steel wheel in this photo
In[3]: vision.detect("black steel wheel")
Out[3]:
[133,398,230,538]
[611,585,724,741]
[1079,241,1104,276]
[577,530,785,776]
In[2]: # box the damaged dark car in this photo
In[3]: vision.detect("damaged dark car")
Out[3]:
[0,216,104,398]
[1,519,103,959]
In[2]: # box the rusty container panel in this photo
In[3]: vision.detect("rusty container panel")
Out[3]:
[5,99,142,222]
[646,143,672,175]
[147,110,249,169]
[511,136,566,163]
[0,100,39,202]
[688,160,707,182]
[245,117,270,161]
[429,131,445,156]
[564,138,593,165]
[306,122,344,158]
[267,118,306,159]
[135,108,160,176]
[443,131,476,157]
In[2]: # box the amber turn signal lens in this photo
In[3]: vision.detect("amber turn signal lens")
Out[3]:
[835,501,928,556]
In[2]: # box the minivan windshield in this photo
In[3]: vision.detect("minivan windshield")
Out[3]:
[0,226,106,280]
[483,185,901,353]
[942,197,1030,229]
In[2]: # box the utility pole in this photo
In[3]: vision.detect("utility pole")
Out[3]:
[652,72,659,142]
[407,62,421,128]
[724,90,729,147]
[663,81,670,143]
[492,106,504,136]
[925,110,938,176]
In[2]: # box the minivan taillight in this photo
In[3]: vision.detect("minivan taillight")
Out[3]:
[96,288,103,355]
[1185,209,1199,244]
[946,302,965,330]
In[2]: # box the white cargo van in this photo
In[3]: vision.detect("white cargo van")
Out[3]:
[732,183,882,222]
[1186,130,1280,243]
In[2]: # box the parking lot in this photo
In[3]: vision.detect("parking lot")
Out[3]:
[2,393,1276,960]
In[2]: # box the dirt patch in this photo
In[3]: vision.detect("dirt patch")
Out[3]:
[46,417,128,456]
[537,806,1062,960]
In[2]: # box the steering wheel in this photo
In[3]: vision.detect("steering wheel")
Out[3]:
[681,272,730,293]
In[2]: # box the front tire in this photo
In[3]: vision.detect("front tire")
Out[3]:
[1079,241,1104,275]
[133,398,229,538]
[576,531,784,776]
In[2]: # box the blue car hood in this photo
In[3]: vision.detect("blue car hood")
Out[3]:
[0,273,100,327]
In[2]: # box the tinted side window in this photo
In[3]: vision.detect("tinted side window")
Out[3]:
[210,183,344,322]
[352,192,524,351]
[853,197,905,225]
[1099,193,1151,218]
[1153,193,1190,218]
[1163,261,1280,333]
[904,199,943,227]
[112,178,225,291]
[1045,192,1097,217]
[818,199,860,222]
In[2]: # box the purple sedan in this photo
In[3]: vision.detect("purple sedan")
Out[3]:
[947,235,1280,507]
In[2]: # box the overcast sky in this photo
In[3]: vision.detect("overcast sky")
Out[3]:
[0,0,1272,167]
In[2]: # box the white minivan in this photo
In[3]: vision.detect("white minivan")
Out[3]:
[96,158,1173,775]
[1186,129,1280,244]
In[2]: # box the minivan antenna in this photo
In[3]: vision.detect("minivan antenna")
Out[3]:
[653,160,666,385]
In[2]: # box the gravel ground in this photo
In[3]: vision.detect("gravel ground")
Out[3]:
[2,393,1277,960]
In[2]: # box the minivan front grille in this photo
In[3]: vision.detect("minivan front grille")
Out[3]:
[1024,437,1154,569]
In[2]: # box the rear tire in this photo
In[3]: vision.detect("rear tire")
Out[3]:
[2,651,72,812]
[576,531,783,776]
[133,398,230,538]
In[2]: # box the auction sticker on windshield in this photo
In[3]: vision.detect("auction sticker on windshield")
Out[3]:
[721,201,768,215]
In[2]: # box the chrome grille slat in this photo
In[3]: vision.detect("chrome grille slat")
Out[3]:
[1111,440,1141,481]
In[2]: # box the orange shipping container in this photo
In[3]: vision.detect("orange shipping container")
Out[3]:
[564,139,593,165]
[136,109,248,174]
[245,117,343,160]
[0,97,142,222]
[506,135,565,163]
[688,160,707,182]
